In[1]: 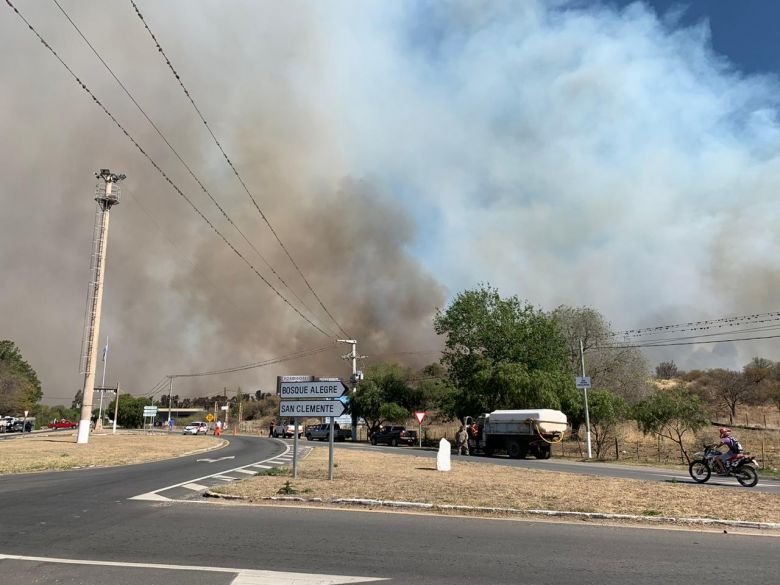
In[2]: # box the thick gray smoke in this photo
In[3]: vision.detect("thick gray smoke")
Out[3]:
[2,1,780,403]
[0,0,445,401]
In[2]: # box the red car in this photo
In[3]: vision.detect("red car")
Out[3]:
[47,419,78,429]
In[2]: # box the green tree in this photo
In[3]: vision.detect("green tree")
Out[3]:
[107,394,154,429]
[350,363,416,436]
[411,363,457,417]
[434,285,575,421]
[633,386,709,463]
[587,390,627,459]
[0,340,43,413]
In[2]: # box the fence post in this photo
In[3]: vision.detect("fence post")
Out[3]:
[615,437,619,460]
[761,438,766,468]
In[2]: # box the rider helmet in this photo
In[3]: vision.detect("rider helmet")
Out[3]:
[719,427,731,438]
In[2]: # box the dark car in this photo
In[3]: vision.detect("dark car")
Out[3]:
[7,419,33,433]
[370,425,417,447]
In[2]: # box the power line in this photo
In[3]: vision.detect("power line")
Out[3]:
[611,311,780,338]
[596,332,780,350]
[169,344,336,378]
[50,0,335,338]
[5,0,332,337]
[128,0,351,339]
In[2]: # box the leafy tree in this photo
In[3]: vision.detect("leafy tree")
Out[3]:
[551,305,649,404]
[587,390,627,459]
[655,361,680,379]
[0,340,43,413]
[411,363,457,417]
[434,285,575,421]
[350,363,416,436]
[242,394,280,420]
[107,394,154,428]
[633,386,709,463]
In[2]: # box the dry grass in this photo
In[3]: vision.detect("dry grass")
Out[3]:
[0,432,223,474]
[217,448,780,523]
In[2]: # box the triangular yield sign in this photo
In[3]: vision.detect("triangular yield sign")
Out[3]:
[414,411,427,424]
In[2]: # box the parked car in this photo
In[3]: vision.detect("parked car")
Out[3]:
[272,420,303,438]
[183,422,208,435]
[5,417,34,433]
[305,423,351,442]
[47,419,78,430]
[0,416,15,432]
[370,425,417,447]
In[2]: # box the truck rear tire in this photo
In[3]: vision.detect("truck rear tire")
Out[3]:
[507,440,522,459]
[538,445,551,459]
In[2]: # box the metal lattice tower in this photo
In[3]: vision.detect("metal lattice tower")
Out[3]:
[77,169,124,444]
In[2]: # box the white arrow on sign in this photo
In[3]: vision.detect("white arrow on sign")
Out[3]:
[279,380,347,399]
[196,456,236,463]
[280,400,345,417]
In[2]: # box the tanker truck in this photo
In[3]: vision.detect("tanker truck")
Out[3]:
[465,409,567,459]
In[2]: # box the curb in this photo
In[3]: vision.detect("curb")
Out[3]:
[206,494,778,530]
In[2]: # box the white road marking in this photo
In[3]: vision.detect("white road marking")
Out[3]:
[249,464,272,469]
[233,469,257,475]
[213,475,237,481]
[130,445,292,500]
[182,483,209,491]
[0,553,387,585]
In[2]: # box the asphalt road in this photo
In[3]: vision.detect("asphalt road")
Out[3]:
[0,435,777,584]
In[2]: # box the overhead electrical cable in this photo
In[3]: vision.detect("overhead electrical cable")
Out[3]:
[128,0,351,339]
[169,344,336,378]
[611,311,780,338]
[5,0,332,337]
[51,0,335,338]
[595,332,780,350]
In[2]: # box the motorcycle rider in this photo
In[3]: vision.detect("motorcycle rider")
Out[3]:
[715,427,741,474]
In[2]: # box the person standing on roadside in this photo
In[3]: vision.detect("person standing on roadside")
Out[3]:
[455,425,469,456]
[215,419,222,437]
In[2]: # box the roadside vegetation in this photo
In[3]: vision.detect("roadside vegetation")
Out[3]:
[214,447,780,524]
[0,433,223,474]
[3,284,779,469]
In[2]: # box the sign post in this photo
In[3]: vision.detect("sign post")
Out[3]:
[414,411,427,448]
[577,339,593,459]
[279,378,347,480]
[142,405,158,433]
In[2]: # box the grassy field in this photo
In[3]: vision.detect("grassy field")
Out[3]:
[215,447,780,524]
[0,432,223,474]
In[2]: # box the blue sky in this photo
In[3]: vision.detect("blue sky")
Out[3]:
[612,1,780,77]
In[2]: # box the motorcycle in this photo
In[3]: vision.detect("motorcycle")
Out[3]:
[688,444,759,487]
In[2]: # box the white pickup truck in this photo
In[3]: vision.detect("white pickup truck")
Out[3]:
[272,420,303,438]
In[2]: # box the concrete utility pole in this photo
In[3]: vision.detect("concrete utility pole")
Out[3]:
[167,376,173,428]
[580,339,592,459]
[77,170,124,444]
[337,339,364,441]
